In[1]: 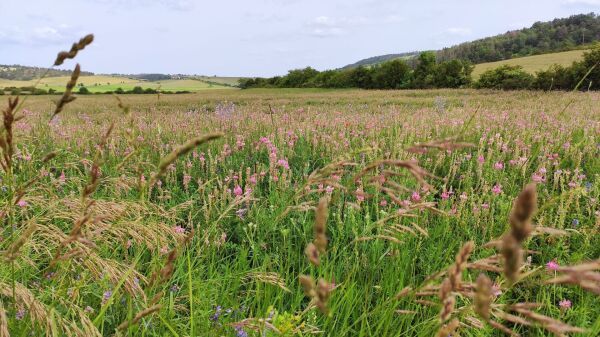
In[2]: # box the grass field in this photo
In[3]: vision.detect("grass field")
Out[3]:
[472,49,587,78]
[0,88,598,336]
[195,76,243,86]
[0,75,236,93]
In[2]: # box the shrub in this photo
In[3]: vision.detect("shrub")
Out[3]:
[476,65,534,90]
[131,86,144,94]
[78,87,91,94]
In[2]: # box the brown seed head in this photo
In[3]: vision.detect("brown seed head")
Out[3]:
[474,273,493,320]
[509,184,537,242]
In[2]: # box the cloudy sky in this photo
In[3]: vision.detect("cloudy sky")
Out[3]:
[1,0,599,76]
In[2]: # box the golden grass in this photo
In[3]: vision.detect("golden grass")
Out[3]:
[472,50,587,78]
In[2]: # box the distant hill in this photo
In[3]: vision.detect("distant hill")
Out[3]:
[341,51,422,70]
[0,64,94,80]
[344,13,600,68]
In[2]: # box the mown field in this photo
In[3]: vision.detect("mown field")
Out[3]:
[0,75,235,93]
[472,50,587,79]
[0,88,599,337]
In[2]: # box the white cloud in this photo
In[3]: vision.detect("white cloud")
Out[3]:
[445,27,472,36]
[0,25,78,46]
[563,0,600,5]
[306,15,368,38]
[86,0,194,11]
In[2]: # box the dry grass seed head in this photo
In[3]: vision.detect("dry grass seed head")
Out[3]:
[474,273,493,320]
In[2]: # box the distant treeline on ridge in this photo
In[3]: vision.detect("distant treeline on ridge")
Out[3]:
[240,45,600,91]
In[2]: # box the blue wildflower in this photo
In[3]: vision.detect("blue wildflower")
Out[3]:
[102,290,112,305]
[15,309,25,320]
[235,327,248,337]
[210,306,222,322]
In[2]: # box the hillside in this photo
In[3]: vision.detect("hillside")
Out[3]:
[472,49,587,78]
[0,75,235,93]
[341,51,421,70]
[0,64,94,80]
[344,13,600,69]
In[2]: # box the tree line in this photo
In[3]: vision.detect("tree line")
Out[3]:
[239,52,474,90]
[240,45,600,91]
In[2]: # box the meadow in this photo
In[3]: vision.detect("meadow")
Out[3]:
[0,85,598,337]
[472,49,587,79]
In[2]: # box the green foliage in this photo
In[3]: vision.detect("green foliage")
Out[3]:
[277,67,320,88]
[131,86,144,94]
[534,64,575,90]
[433,59,473,88]
[438,13,600,63]
[476,65,534,90]
[78,86,91,94]
[370,60,412,89]
[413,51,437,88]
[243,53,472,90]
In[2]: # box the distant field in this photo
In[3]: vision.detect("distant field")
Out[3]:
[195,76,242,86]
[0,75,236,92]
[472,49,587,78]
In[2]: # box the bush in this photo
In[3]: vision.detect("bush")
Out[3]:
[78,87,91,95]
[476,65,534,90]
[371,60,412,89]
[433,60,473,88]
[131,86,144,94]
[115,88,125,94]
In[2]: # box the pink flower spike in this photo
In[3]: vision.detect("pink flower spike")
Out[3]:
[559,299,572,309]
[411,191,421,202]
[233,185,243,197]
[17,200,28,208]
[546,260,559,271]
[492,184,502,194]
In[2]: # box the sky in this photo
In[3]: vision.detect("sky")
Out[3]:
[1,0,599,77]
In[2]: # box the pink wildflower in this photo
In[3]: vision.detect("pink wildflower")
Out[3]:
[559,299,572,309]
[411,191,421,202]
[233,185,243,197]
[492,184,503,194]
[546,260,559,271]
[532,173,544,183]
[277,159,290,170]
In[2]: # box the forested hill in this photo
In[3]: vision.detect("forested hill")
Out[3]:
[341,51,422,70]
[437,13,600,63]
[0,64,94,80]
[345,13,600,68]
